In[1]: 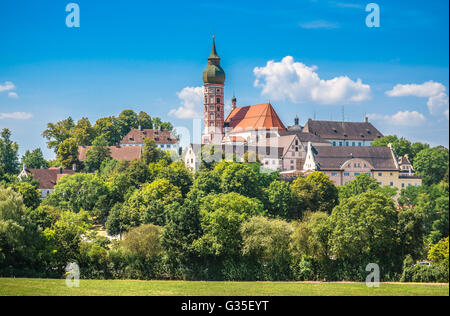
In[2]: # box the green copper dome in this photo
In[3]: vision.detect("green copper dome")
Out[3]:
[203,38,226,85]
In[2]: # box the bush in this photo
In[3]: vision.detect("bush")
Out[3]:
[401,264,449,283]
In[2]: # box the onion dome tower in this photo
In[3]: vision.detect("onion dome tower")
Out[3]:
[202,37,226,145]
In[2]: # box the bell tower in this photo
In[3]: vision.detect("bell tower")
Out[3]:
[202,37,226,145]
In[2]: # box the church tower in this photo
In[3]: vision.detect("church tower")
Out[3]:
[202,37,226,145]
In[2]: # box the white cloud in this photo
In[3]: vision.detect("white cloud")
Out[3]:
[386,81,446,98]
[386,81,449,119]
[253,56,371,105]
[8,92,19,99]
[169,86,204,119]
[368,110,427,127]
[0,112,33,120]
[299,20,340,29]
[0,81,16,93]
[427,92,449,116]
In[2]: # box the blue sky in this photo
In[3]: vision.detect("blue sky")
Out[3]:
[0,0,448,159]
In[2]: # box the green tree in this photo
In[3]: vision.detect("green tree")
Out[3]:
[56,137,79,169]
[21,148,49,170]
[413,147,449,186]
[122,224,163,260]
[117,110,138,138]
[0,129,20,175]
[0,187,45,273]
[329,191,400,275]
[93,116,121,145]
[193,192,264,258]
[125,160,151,187]
[291,172,338,217]
[137,111,153,129]
[338,173,379,200]
[428,237,449,266]
[142,139,164,165]
[43,210,92,273]
[11,182,41,209]
[291,211,331,261]
[240,216,293,278]
[44,173,111,222]
[219,163,261,199]
[397,207,425,260]
[42,117,75,153]
[72,117,96,146]
[107,179,183,233]
[156,162,193,197]
[264,180,294,219]
[162,199,203,278]
[84,136,111,172]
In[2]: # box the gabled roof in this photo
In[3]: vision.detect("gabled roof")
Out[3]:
[225,103,287,133]
[303,119,384,141]
[188,143,285,160]
[120,129,178,145]
[311,146,397,171]
[279,131,331,144]
[78,145,142,161]
[398,155,411,166]
[23,168,75,190]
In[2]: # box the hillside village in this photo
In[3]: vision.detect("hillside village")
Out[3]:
[0,38,448,284]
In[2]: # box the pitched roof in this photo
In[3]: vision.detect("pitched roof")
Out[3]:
[225,103,287,132]
[78,145,142,161]
[188,143,285,160]
[23,168,75,190]
[311,146,397,171]
[279,131,331,144]
[303,120,384,141]
[398,155,411,165]
[120,129,178,145]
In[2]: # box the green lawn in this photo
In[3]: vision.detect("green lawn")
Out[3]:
[0,278,448,296]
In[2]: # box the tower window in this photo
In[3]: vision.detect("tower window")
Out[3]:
[217,98,221,103]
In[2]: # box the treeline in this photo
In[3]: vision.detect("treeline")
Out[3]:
[41,110,174,169]
[0,128,449,282]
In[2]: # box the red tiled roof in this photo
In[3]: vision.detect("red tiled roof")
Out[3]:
[120,129,178,145]
[24,168,75,190]
[78,146,142,161]
[225,103,287,132]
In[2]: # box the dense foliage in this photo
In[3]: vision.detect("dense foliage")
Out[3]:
[0,128,448,282]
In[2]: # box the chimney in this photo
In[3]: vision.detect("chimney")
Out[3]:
[72,164,77,172]
[365,116,369,123]
[59,168,63,174]
[138,125,142,131]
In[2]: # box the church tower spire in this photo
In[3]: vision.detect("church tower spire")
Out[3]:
[202,37,226,145]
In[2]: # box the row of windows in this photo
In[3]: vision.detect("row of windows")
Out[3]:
[205,88,223,94]
[333,141,364,147]
[205,97,223,104]
[158,144,176,149]
[376,172,394,177]
[329,172,372,177]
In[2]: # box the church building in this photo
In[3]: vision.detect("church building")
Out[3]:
[184,38,421,188]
